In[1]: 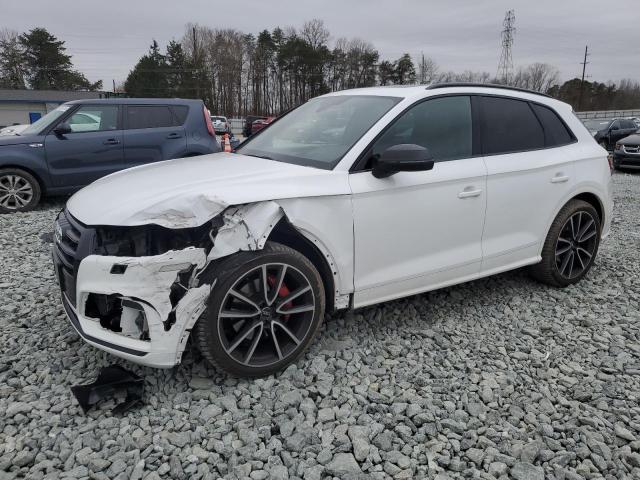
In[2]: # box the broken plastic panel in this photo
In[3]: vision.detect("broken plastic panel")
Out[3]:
[71,365,143,414]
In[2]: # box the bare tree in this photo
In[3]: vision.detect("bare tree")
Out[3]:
[511,63,560,93]
[0,28,26,89]
[301,19,330,50]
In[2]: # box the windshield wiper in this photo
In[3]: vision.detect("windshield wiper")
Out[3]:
[246,154,274,160]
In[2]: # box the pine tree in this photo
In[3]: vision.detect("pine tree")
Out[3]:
[124,40,169,97]
[19,28,101,90]
[166,40,190,98]
[394,53,416,85]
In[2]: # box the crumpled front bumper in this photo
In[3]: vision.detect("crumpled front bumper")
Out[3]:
[53,201,286,369]
[53,248,211,368]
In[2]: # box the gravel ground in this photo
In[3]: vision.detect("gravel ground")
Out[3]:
[0,172,639,480]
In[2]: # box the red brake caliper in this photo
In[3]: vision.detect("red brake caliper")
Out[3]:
[268,274,292,321]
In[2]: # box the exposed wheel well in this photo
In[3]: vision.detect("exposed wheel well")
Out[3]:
[0,165,45,194]
[268,219,336,312]
[572,192,604,223]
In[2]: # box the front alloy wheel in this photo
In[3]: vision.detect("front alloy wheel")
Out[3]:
[194,242,325,377]
[0,168,41,213]
[218,263,315,368]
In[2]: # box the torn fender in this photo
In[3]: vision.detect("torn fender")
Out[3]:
[208,201,284,260]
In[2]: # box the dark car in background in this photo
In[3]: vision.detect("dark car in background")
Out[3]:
[613,133,640,170]
[584,118,638,151]
[0,98,220,213]
[242,115,266,137]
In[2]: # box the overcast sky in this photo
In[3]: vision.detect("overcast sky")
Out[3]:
[3,0,639,91]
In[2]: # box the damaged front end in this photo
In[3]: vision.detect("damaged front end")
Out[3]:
[52,202,283,368]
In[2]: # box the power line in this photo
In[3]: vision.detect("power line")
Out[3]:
[497,10,516,84]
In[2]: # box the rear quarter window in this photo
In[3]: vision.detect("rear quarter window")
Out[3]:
[126,105,185,129]
[531,103,575,147]
[479,96,545,155]
[171,106,189,125]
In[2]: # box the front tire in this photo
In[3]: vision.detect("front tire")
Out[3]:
[530,200,601,287]
[0,168,41,213]
[193,242,325,377]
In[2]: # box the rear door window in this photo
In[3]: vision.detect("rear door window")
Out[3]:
[126,105,181,129]
[531,103,574,147]
[479,96,545,155]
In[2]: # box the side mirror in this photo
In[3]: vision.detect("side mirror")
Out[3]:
[372,144,435,179]
[610,124,619,131]
[53,122,71,136]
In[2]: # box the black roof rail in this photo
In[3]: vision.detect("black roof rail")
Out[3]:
[426,82,552,98]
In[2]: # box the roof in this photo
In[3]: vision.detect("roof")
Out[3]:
[323,83,570,111]
[64,98,204,106]
[327,86,427,97]
[0,89,103,103]
[426,82,552,98]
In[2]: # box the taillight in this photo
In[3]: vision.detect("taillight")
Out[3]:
[203,106,215,137]
[607,154,614,172]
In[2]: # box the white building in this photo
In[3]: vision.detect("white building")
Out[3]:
[0,89,106,128]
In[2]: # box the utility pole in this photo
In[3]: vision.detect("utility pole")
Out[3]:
[497,10,516,85]
[112,79,116,93]
[192,26,200,99]
[578,46,589,111]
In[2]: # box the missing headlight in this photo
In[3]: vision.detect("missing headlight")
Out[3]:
[96,222,215,257]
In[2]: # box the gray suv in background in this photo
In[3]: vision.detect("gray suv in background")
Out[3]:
[0,98,220,213]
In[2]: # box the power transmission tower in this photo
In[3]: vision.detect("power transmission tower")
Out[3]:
[578,46,590,110]
[497,10,516,84]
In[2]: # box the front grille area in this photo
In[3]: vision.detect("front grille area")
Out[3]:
[623,145,640,154]
[52,209,96,307]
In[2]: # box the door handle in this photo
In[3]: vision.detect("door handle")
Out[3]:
[166,133,183,139]
[458,187,482,199]
[551,174,569,183]
[103,138,120,145]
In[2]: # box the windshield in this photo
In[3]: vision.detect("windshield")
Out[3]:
[236,95,402,170]
[212,116,226,122]
[20,105,71,136]
[583,119,611,131]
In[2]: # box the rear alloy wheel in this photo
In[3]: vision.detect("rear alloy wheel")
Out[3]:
[554,211,599,280]
[194,242,325,377]
[530,200,601,287]
[0,168,41,213]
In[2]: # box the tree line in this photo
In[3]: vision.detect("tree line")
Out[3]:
[0,28,102,91]
[1,22,639,114]
[123,20,640,116]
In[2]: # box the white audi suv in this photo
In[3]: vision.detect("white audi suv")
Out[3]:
[52,84,613,377]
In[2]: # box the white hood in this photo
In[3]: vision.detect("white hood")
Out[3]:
[67,153,350,228]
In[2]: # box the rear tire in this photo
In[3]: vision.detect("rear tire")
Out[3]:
[193,242,325,377]
[530,200,601,287]
[0,168,41,213]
